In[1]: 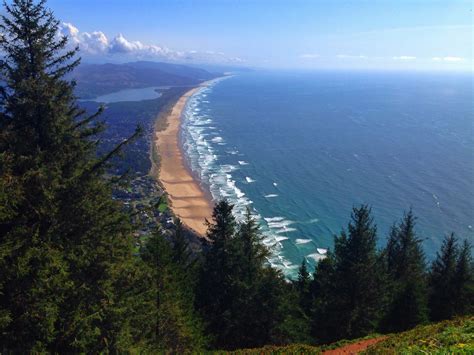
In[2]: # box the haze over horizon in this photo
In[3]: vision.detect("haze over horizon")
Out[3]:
[40,0,473,72]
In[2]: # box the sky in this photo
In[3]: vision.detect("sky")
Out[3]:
[41,0,473,71]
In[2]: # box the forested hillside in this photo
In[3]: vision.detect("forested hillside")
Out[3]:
[0,1,472,352]
[72,61,220,99]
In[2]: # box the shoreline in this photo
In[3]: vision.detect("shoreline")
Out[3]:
[153,80,219,237]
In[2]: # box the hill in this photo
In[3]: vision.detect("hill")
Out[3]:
[365,316,473,354]
[223,317,473,354]
[71,61,220,99]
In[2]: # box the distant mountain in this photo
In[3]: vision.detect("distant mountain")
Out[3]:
[71,61,221,99]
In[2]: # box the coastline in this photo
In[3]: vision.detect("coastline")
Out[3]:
[153,80,218,237]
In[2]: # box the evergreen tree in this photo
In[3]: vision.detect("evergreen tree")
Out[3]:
[196,200,239,348]
[311,206,386,342]
[453,239,473,316]
[0,0,141,351]
[310,254,338,343]
[196,202,308,349]
[296,258,312,314]
[428,234,459,321]
[171,218,193,267]
[137,231,206,352]
[383,210,428,332]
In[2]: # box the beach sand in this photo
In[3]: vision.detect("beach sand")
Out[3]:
[154,85,214,236]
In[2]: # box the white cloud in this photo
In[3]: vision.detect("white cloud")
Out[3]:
[58,23,243,64]
[432,56,464,62]
[300,53,320,59]
[392,56,416,60]
[336,54,368,59]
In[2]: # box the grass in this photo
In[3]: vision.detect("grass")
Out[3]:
[364,316,474,354]
[220,343,322,354]
[218,317,473,354]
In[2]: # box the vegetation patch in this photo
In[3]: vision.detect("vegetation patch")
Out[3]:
[364,316,474,354]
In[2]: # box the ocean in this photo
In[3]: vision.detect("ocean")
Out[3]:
[181,70,473,277]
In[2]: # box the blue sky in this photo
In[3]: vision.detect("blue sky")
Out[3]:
[45,0,472,71]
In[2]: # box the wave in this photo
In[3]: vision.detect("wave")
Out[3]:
[264,217,285,222]
[181,77,298,277]
[307,253,327,262]
[295,238,312,244]
[211,136,224,143]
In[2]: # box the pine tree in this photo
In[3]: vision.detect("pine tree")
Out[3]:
[453,239,473,316]
[137,231,206,352]
[171,218,193,266]
[196,202,308,349]
[383,210,428,332]
[311,205,386,342]
[0,0,141,351]
[310,254,338,343]
[428,234,459,321]
[196,200,239,348]
[296,258,312,314]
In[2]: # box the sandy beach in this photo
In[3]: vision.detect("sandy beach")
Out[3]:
[154,84,214,236]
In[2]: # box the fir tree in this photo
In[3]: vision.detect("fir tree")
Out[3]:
[196,200,239,348]
[296,258,312,315]
[0,0,140,351]
[453,239,473,316]
[310,254,337,343]
[383,210,428,332]
[138,231,206,352]
[311,206,386,342]
[428,233,459,321]
[171,218,193,266]
[196,202,308,349]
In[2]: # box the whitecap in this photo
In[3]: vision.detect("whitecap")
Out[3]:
[273,182,278,187]
[264,194,278,198]
[274,227,297,234]
[308,253,327,262]
[211,136,224,143]
[295,239,312,245]
[264,217,285,223]
[317,248,328,254]
[181,76,296,278]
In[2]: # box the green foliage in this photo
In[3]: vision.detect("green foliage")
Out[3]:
[364,316,474,354]
[136,231,207,352]
[382,210,428,332]
[196,202,309,350]
[0,0,141,351]
[429,235,474,321]
[221,343,323,354]
[296,259,312,314]
[311,205,387,343]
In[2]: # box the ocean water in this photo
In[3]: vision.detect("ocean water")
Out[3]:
[181,71,473,277]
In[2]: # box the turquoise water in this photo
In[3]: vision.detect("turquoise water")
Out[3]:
[181,71,473,276]
[88,86,164,103]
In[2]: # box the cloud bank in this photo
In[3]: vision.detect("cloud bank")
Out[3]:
[59,23,243,64]
[432,56,465,62]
